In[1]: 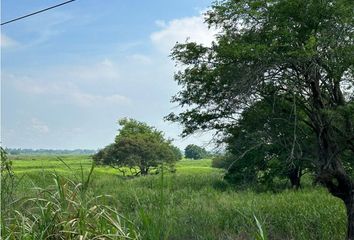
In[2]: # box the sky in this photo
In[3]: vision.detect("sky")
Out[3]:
[1,0,217,150]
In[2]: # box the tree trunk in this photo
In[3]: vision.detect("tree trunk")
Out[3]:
[315,129,354,240]
[140,167,149,175]
[308,74,354,239]
[315,126,354,240]
[288,166,301,189]
[345,194,354,240]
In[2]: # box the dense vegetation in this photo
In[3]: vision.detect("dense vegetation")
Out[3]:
[2,0,353,239]
[184,144,208,160]
[1,154,347,239]
[212,95,316,190]
[167,0,353,237]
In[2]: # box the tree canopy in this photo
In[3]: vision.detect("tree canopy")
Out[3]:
[93,119,181,175]
[184,144,208,160]
[167,0,353,237]
[216,94,316,189]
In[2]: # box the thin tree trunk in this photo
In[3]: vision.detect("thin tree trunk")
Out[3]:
[140,167,149,175]
[345,194,354,240]
[288,166,301,189]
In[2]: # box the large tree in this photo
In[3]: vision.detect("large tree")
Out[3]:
[184,144,208,159]
[220,93,316,189]
[166,0,354,237]
[93,119,181,175]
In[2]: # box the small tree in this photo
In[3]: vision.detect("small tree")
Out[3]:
[93,119,180,176]
[184,144,207,160]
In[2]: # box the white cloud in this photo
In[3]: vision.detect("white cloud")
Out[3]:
[150,15,217,54]
[13,79,75,96]
[4,58,121,100]
[8,71,130,108]
[3,58,120,86]
[1,34,19,48]
[72,92,130,107]
[155,20,167,28]
[31,118,49,134]
[128,54,152,64]
[63,59,120,83]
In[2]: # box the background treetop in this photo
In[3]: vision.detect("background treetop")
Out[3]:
[184,144,208,160]
[116,118,165,141]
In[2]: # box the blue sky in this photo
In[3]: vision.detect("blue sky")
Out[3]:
[1,0,217,150]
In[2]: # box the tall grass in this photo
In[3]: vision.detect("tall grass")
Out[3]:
[137,165,173,240]
[1,159,139,239]
[3,155,347,239]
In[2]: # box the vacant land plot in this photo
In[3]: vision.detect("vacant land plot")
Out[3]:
[3,155,346,239]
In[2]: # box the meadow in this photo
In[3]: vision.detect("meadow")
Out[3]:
[2,155,347,239]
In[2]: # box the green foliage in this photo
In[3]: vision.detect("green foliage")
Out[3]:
[4,155,348,239]
[94,118,180,175]
[221,94,316,189]
[166,0,353,157]
[166,2,354,230]
[2,163,139,239]
[184,144,207,160]
[1,146,13,175]
[170,145,183,161]
[254,215,267,240]
[92,143,119,166]
[211,154,230,169]
[1,146,19,236]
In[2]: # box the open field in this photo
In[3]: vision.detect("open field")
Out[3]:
[3,155,347,239]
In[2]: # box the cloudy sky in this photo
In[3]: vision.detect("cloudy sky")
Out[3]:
[1,0,217,150]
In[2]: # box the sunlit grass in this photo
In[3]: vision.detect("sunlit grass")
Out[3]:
[4,155,347,239]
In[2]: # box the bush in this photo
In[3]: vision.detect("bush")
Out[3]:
[211,155,230,169]
[184,144,207,160]
[1,164,140,239]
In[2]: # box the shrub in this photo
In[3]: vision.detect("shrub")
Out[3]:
[1,164,140,239]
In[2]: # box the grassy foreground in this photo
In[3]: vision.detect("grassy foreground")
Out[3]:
[2,155,346,239]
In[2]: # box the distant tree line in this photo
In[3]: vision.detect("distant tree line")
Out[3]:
[6,148,97,155]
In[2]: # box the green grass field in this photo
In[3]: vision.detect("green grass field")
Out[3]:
[2,155,347,239]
